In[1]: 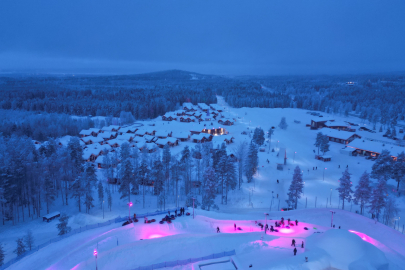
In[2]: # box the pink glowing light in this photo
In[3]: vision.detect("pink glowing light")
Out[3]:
[348,230,378,245]
[279,228,294,234]
[93,249,97,256]
[148,234,163,239]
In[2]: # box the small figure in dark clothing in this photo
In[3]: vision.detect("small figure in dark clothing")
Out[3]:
[338,165,340,168]
[234,223,236,231]
[265,224,269,230]
[277,179,279,184]
[295,220,298,226]
[293,248,297,256]
[313,167,314,170]
[217,227,220,233]
[316,167,317,170]
[277,194,279,198]
[267,159,269,163]
[175,210,177,216]
[346,165,348,168]
[301,241,304,248]
[291,239,296,247]
[287,218,291,224]
[333,225,335,228]
[275,221,278,227]
[182,208,185,215]
[281,217,284,223]
[339,226,341,229]
[270,225,274,232]
[260,224,264,230]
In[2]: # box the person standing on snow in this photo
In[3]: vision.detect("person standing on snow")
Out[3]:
[217,227,220,233]
[175,209,177,216]
[291,239,296,247]
[301,241,304,248]
[295,220,298,226]
[293,248,297,256]
[234,223,236,231]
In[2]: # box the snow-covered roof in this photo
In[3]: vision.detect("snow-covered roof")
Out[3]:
[197,103,210,110]
[89,128,101,133]
[132,137,146,144]
[102,125,120,131]
[43,212,60,219]
[183,102,194,109]
[324,120,349,127]
[155,131,171,137]
[82,148,98,159]
[323,129,360,140]
[116,133,134,141]
[172,132,190,139]
[209,104,223,111]
[347,140,405,156]
[119,126,137,133]
[107,139,128,147]
[81,137,104,143]
[79,130,92,135]
[144,135,156,142]
[191,134,211,140]
[99,132,117,138]
[155,138,178,145]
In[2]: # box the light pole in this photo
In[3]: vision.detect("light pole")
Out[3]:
[330,189,332,206]
[270,191,274,211]
[127,202,133,221]
[330,211,336,227]
[93,249,98,270]
[192,197,195,219]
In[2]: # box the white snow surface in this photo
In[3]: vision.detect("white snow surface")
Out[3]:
[2,96,405,269]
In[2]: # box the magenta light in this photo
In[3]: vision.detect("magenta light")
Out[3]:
[128,202,133,207]
[148,234,163,239]
[279,228,294,234]
[93,249,97,256]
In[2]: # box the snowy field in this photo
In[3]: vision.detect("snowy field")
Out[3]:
[2,96,405,269]
[6,209,405,270]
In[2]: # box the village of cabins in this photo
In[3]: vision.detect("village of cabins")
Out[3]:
[34,103,237,170]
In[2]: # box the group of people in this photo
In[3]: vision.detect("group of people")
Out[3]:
[171,207,186,217]
[292,239,304,255]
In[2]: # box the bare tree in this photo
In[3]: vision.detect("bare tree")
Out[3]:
[24,229,35,251]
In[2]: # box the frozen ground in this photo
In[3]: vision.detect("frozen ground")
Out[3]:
[6,209,405,270]
[1,97,405,268]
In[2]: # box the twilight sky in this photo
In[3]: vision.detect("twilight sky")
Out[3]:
[0,0,404,75]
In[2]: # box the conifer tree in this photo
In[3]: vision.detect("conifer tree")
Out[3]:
[369,178,387,221]
[97,181,104,209]
[320,135,330,155]
[286,166,304,209]
[382,196,399,226]
[353,171,372,214]
[83,164,97,213]
[107,186,112,211]
[245,141,258,183]
[14,238,26,257]
[336,169,353,210]
[224,157,237,204]
[391,151,405,191]
[24,229,35,251]
[314,132,323,155]
[201,166,218,211]
[371,150,393,181]
[278,117,288,130]
[0,242,4,266]
[57,213,72,235]
[252,127,265,145]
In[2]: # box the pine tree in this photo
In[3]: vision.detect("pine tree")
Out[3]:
[379,125,383,132]
[137,162,150,208]
[201,166,218,211]
[278,117,288,130]
[24,229,35,251]
[370,150,393,181]
[382,196,399,226]
[320,135,330,155]
[107,186,112,211]
[234,141,248,189]
[286,166,304,209]
[217,155,228,204]
[224,157,237,204]
[336,169,353,210]
[245,141,258,183]
[97,181,104,209]
[252,127,265,145]
[13,238,26,257]
[71,175,85,212]
[369,178,387,220]
[353,171,372,214]
[57,213,72,236]
[0,242,4,266]
[43,173,56,214]
[392,127,397,138]
[314,132,323,155]
[162,144,171,193]
[391,151,405,191]
[83,164,97,213]
[384,128,391,137]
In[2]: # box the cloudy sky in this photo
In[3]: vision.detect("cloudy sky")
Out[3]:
[0,0,404,75]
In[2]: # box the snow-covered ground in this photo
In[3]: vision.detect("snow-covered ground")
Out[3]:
[6,209,405,270]
[2,96,405,269]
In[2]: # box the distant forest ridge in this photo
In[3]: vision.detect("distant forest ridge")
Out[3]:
[1,70,405,140]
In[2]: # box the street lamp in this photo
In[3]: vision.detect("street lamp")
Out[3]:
[93,249,98,270]
[127,202,133,221]
[192,197,195,219]
[330,189,332,206]
[330,211,336,227]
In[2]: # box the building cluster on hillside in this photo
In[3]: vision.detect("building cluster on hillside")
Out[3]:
[77,102,235,167]
[162,103,236,126]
